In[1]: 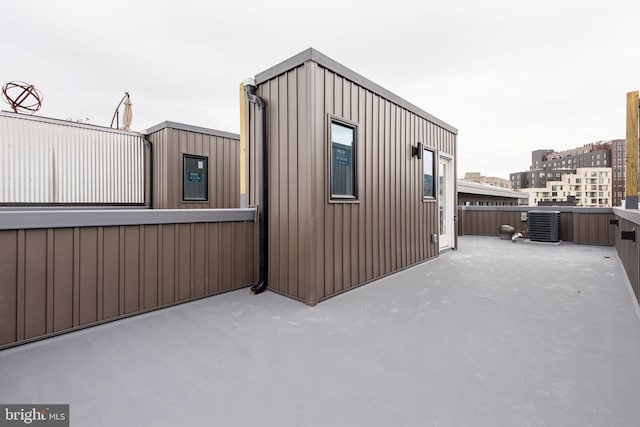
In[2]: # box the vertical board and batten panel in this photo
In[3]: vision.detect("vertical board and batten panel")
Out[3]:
[560,212,573,242]
[252,66,310,301]
[572,213,614,245]
[614,216,639,302]
[0,221,255,349]
[148,126,240,209]
[0,114,144,204]
[79,228,99,325]
[310,63,454,302]
[250,59,456,305]
[458,208,614,246]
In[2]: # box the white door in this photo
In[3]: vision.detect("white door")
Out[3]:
[439,156,455,249]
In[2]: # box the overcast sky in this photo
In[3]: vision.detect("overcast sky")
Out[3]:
[2,0,638,179]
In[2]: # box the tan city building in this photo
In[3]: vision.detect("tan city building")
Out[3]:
[521,167,612,207]
[463,172,510,188]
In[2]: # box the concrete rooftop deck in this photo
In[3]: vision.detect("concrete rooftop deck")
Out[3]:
[2,236,640,426]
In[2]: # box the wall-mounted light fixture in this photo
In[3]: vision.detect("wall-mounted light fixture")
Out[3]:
[411,142,423,159]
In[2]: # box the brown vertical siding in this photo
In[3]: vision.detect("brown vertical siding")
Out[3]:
[148,127,240,209]
[572,212,614,245]
[0,221,255,349]
[614,216,639,303]
[79,228,99,325]
[458,208,614,246]
[249,60,456,304]
[24,230,47,339]
[0,231,17,344]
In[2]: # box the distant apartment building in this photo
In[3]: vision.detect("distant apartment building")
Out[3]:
[520,168,612,207]
[510,140,626,206]
[610,139,626,206]
[462,172,510,188]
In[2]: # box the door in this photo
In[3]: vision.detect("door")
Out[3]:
[439,156,455,249]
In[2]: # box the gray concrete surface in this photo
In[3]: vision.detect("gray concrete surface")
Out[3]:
[2,236,640,427]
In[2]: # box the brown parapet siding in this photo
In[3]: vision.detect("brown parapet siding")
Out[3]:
[0,220,255,350]
[615,216,640,303]
[0,231,18,345]
[614,208,640,304]
[457,207,614,246]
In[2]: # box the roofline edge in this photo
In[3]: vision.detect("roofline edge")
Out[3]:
[254,48,458,135]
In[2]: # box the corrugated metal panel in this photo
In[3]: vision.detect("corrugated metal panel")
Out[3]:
[0,219,256,349]
[148,126,240,209]
[0,114,144,204]
[249,60,457,305]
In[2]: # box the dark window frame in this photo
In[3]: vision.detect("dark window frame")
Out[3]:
[328,115,359,202]
[182,154,209,202]
[423,147,436,201]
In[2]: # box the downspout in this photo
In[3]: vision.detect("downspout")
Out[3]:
[244,79,268,294]
[142,133,153,209]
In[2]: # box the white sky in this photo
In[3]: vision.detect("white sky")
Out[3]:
[2,0,638,179]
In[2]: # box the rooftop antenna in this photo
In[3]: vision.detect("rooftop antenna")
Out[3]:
[1,81,43,114]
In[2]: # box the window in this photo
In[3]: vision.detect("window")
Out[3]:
[330,120,357,198]
[183,154,208,201]
[423,148,435,198]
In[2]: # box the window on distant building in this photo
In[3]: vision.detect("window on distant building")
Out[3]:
[330,119,357,199]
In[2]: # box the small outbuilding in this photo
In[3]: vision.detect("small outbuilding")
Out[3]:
[242,48,458,305]
[145,121,241,209]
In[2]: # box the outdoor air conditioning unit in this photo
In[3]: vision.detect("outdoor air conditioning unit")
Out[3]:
[528,211,561,243]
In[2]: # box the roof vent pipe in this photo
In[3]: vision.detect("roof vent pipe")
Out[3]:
[245,80,268,295]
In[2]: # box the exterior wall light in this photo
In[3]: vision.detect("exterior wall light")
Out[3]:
[412,142,423,159]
